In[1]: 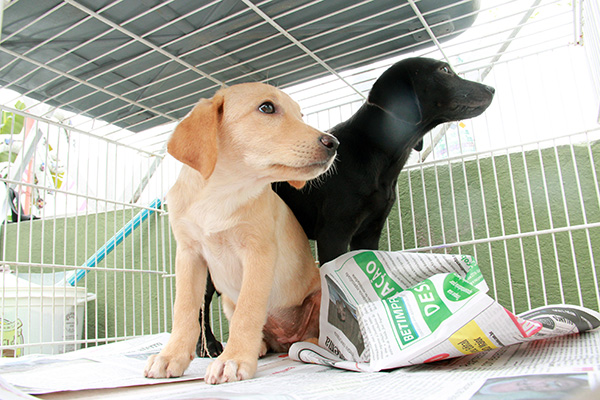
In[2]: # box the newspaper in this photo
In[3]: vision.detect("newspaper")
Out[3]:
[289,250,600,373]
[0,376,38,400]
[2,332,598,399]
[0,334,333,397]
[0,333,208,394]
[1,249,599,399]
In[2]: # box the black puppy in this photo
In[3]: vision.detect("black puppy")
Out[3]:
[196,57,495,357]
[275,57,495,263]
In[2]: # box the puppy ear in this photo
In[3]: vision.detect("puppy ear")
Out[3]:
[288,180,306,189]
[167,94,224,179]
[367,69,422,125]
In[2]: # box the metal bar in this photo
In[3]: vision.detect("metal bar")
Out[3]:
[420,0,545,162]
[241,0,366,100]
[0,177,164,215]
[7,128,44,190]
[0,2,66,44]
[407,0,453,66]
[65,198,163,285]
[1,260,166,275]
[480,0,544,82]
[62,0,224,87]
[402,221,600,253]
[129,152,165,204]
[405,127,600,171]
[0,104,162,157]
[0,46,179,125]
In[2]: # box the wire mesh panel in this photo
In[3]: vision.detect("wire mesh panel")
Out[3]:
[0,105,178,356]
[292,0,600,316]
[1,0,598,358]
[583,0,600,123]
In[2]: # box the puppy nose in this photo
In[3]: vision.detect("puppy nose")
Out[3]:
[319,134,339,154]
[485,85,495,95]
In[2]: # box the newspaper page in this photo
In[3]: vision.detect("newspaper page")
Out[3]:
[289,250,600,373]
[2,249,599,399]
[0,375,38,400]
[24,332,600,400]
[1,331,599,399]
[0,334,326,396]
[0,333,209,394]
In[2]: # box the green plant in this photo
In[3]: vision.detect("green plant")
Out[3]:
[0,100,26,163]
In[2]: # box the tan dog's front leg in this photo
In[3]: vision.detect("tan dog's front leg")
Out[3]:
[144,248,207,378]
[205,248,276,384]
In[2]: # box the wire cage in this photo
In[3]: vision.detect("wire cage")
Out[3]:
[0,0,598,361]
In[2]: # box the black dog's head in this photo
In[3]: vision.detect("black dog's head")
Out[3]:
[367,57,495,139]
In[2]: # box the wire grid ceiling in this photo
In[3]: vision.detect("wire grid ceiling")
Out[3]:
[1,0,489,152]
[0,0,593,219]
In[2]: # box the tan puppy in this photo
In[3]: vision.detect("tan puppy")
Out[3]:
[144,83,338,384]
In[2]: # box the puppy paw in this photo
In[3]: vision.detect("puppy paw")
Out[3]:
[258,341,268,358]
[144,351,194,379]
[205,356,257,384]
[196,337,224,358]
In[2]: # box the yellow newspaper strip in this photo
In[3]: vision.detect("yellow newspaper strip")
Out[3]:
[449,320,497,355]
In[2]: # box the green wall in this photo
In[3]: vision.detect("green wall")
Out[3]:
[381,141,600,313]
[1,208,175,344]
[1,207,228,346]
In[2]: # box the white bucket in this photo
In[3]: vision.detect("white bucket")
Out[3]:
[0,272,95,356]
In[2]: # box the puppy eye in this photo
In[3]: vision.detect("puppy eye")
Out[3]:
[440,66,452,74]
[258,101,276,114]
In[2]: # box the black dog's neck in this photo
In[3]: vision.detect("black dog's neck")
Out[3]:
[334,103,432,174]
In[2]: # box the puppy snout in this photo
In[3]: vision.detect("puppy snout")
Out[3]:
[319,134,339,155]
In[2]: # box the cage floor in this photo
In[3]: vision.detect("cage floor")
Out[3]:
[15,330,600,400]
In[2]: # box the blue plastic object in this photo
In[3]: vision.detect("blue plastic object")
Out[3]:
[66,198,162,286]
